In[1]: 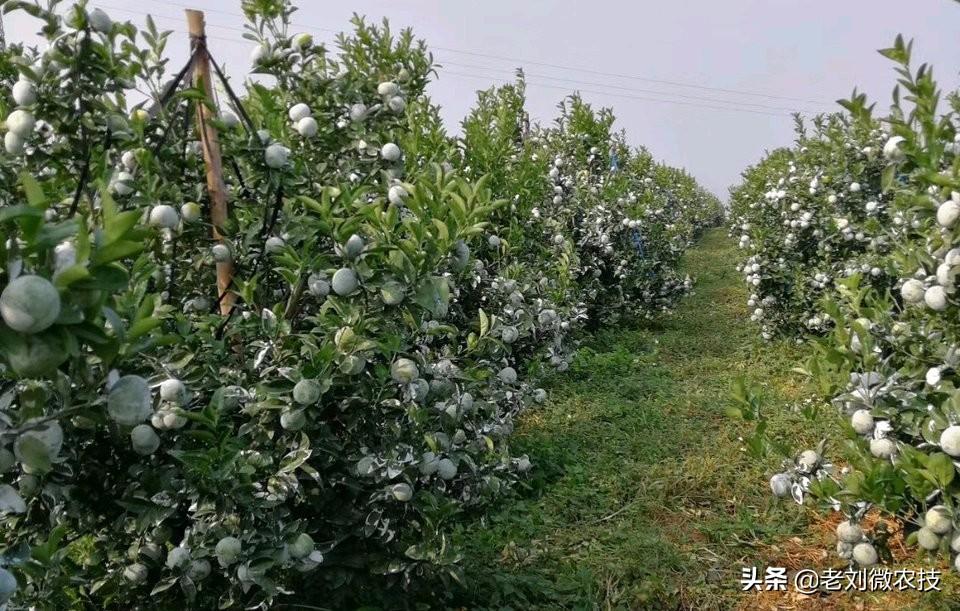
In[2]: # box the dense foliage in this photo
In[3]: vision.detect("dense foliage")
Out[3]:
[731,36,960,572]
[0,1,720,607]
[729,106,891,338]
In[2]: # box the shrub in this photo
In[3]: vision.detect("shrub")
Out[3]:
[0,2,719,607]
[729,106,891,338]
[733,35,960,572]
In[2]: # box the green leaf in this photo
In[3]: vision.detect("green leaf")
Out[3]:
[85,264,130,291]
[414,276,450,316]
[33,220,80,251]
[16,436,52,473]
[127,317,162,341]
[104,210,144,245]
[102,307,126,341]
[21,172,48,209]
[881,164,896,191]
[30,524,67,565]
[279,447,312,473]
[478,309,489,337]
[53,265,90,288]
[101,190,119,226]
[927,452,955,488]
[92,240,145,265]
[432,218,449,242]
[0,205,43,224]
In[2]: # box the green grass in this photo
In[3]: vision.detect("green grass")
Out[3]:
[444,228,844,609]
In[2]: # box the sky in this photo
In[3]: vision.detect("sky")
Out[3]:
[6,0,960,200]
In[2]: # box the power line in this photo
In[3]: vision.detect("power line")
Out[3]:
[89,8,810,118]
[439,60,831,114]
[90,3,828,117]
[439,70,795,118]
[428,45,833,107]
[124,0,835,107]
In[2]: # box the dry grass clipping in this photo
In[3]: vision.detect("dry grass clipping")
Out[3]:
[737,509,948,611]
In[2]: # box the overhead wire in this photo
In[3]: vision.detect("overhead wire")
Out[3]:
[77,3,837,118]
[117,0,837,106]
[440,70,794,118]
[438,60,831,114]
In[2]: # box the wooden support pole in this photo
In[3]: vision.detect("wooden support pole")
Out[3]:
[186,9,236,316]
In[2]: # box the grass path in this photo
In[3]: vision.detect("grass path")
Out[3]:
[445,228,937,609]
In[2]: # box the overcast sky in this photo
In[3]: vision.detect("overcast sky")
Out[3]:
[7,0,960,199]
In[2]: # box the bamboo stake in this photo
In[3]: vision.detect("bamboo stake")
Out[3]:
[186,9,236,316]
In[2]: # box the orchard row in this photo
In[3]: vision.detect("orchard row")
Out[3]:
[731,37,960,574]
[0,1,720,608]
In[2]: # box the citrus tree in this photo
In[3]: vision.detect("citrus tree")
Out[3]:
[734,36,960,572]
[0,1,720,607]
